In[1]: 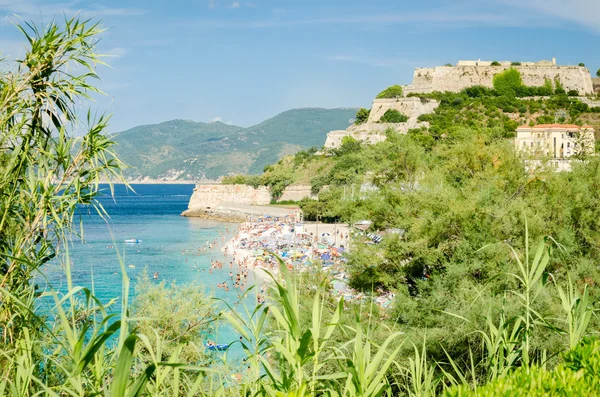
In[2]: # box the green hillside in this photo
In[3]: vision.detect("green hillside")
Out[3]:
[111,108,357,180]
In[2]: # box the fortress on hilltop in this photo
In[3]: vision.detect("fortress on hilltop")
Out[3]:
[404,58,594,96]
[324,59,595,149]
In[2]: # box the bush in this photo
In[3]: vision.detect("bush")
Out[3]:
[379,109,409,123]
[579,62,586,67]
[568,89,580,96]
[597,68,600,78]
[490,61,501,66]
[446,338,600,396]
[354,107,370,124]
[221,174,263,188]
[493,68,523,97]
[463,85,493,98]
[511,61,521,66]
[376,85,404,99]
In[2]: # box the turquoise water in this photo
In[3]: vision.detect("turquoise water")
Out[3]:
[43,184,256,356]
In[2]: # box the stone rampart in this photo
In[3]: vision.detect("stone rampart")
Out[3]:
[409,65,593,94]
[367,97,439,123]
[185,184,271,210]
[182,184,315,218]
[279,185,316,201]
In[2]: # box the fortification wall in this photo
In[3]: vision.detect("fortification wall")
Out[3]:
[183,184,315,217]
[279,185,316,201]
[367,97,439,123]
[411,65,593,94]
[186,184,271,210]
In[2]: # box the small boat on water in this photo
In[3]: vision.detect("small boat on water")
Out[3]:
[205,343,229,351]
[125,239,142,244]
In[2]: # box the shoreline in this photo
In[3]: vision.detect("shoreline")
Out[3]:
[222,217,350,286]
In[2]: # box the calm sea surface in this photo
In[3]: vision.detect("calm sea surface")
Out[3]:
[42,184,255,353]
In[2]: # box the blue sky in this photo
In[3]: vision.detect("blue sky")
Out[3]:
[0,0,598,132]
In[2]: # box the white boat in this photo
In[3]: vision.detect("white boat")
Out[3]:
[124,239,142,244]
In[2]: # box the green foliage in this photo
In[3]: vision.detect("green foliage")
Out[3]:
[131,272,219,363]
[493,68,523,97]
[222,174,263,188]
[579,62,586,67]
[490,61,501,66]
[355,107,371,124]
[511,62,521,66]
[446,338,600,396]
[376,84,404,99]
[0,16,125,345]
[597,68,600,78]
[445,63,454,67]
[379,109,409,123]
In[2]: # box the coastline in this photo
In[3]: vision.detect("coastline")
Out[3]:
[221,218,350,285]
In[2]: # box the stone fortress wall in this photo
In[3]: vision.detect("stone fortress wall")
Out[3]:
[324,97,439,149]
[324,59,595,149]
[182,184,315,218]
[407,59,594,95]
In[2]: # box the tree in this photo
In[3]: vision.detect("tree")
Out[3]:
[579,62,586,67]
[493,68,524,97]
[0,17,124,343]
[379,109,409,123]
[376,85,404,99]
[491,61,501,66]
[354,107,370,124]
[597,68,600,78]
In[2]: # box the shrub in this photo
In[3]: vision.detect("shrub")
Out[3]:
[221,174,263,188]
[493,68,523,97]
[354,107,370,124]
[445,63,454,67]
[568,89,580,96]
[491,61,501,66]
[463,85,493,98]
[446,338,600,396]
[376,85,404,99]
[511,61,521,66]
[597,68,600,78]
[379,109,409,123]
[579,62,586,67]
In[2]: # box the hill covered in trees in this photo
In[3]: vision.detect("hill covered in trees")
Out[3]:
[111,108,357,180]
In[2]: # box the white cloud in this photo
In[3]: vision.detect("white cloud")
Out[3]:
[211,116,222,122]
[496,0,600,31]
[105,47,128,58]
[229,2,240,9]
[0,1,144,21]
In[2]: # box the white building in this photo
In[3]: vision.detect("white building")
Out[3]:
[515,124,595,170]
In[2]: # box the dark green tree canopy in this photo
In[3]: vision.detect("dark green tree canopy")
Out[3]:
[354,107,370,124]
[379,109,409,123]
[376,85,404,99]
[493,68,524,97]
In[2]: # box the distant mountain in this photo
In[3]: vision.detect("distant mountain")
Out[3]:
[111,108,357,181]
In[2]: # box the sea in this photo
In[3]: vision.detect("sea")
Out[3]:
[41,183,256,357]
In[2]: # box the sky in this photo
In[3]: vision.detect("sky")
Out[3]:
[0,0,599,133]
